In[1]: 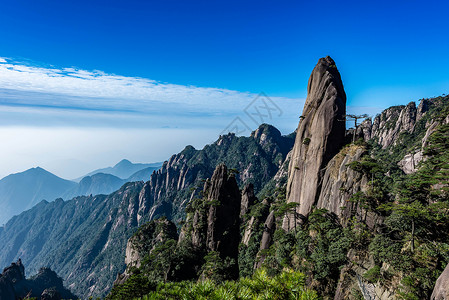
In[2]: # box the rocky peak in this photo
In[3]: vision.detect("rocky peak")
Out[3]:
[252,124,281,144]
[365,102,418,148]
[0,260,76,300]
[205,164,241,259]
[2,259,25,283]
[284,56,346,229]
[417,98,430,121]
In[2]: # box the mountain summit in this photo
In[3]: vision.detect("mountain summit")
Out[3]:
[284,56,346,228]
[76,159,162,181]
[0,167,76,225]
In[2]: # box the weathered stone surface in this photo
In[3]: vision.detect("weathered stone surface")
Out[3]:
[0,261,76,300]
[242,216,256,246]
[254,210,276,269]
[240,184,257,219]
[259,210,275,251]
[285,56,346,229]
[417,98,430,122]
[360,99,435,150]
[316,145,367,221]
[431,263,449,300]
[368,102,417,149]
[205,164,241,262]
[115,218,177,286]
[398,151,424,174]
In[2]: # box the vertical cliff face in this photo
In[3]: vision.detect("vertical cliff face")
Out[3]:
[188,164,241,263]
[124,218,178,269]
[254,210,276,269]
[205,164,241,263]
[285,56,346,229]
[240,184,257,219]
[316,145,367,220]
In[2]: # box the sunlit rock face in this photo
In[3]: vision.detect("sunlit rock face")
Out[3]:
[284,56,346,229]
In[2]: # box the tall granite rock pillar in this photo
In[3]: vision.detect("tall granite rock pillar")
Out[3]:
[284,56,346,230]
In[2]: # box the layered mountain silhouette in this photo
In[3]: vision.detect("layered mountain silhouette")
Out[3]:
[0,124,294,298]
[0,160,162,225]
[1,57,448,299]
[0,167,76,226]
[74,159,162,182]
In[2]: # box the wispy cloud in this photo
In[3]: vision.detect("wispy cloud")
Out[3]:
[0,57,305,133]
[0,57,390,179]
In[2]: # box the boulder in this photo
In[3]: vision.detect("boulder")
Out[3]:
[431,263,449,300]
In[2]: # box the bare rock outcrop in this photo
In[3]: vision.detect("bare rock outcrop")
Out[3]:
[431,263,449,300]
[0,260,76,300]
[254,210,276,269]
[240,184,257,219]
[397,151,424,174]
[205,164,241,262]
[317,145,367,220]
[284,56,347,229]
[124,218,177,269]
[114,218,177,286]
[365,102,417,149]
[188,164,241,256]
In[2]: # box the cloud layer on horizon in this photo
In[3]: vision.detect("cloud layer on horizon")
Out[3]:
[0,56,386,179]
[0,57,308,133]
[0,57,307,178]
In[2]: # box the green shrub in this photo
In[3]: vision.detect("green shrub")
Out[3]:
[363,265,381,283]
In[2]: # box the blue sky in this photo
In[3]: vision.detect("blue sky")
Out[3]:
[0,0,448,178]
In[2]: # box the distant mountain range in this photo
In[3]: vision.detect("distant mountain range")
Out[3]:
[0,160,162,225]
[0,167,76,226]
[73,159,162,182]
[0,123,295,298]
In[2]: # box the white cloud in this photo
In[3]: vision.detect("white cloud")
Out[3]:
[0,59,305,120]
[0,58,306,179]
[0,58,6,63]
[0,60,257,109]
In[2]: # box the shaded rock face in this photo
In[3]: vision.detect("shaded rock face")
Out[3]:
[285,56,347,229]
[254,210,276,269]
[317,146,366,217]
[0,275,15,300]
[240,184,257,219]
[204,164,241,261]
[0,260,76,300]
[41,288,61,300]
[115,218,178,286]
[176,164,241,279]
[431,263,449,300]
[1,258,25,283]
[125,218,177,269]
[315,144,382,228]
